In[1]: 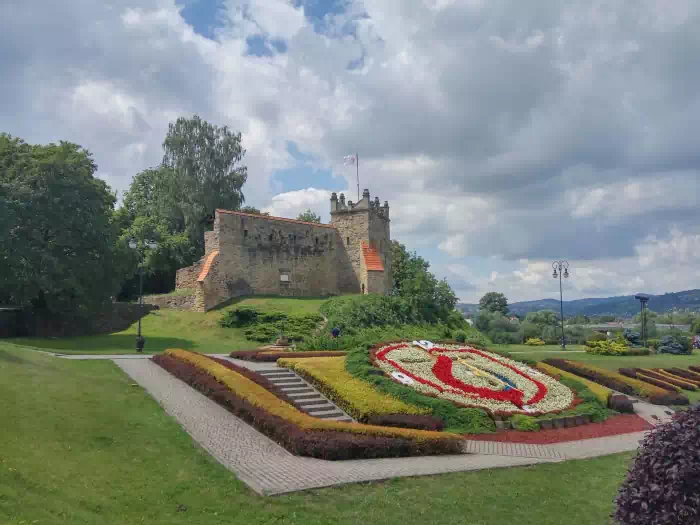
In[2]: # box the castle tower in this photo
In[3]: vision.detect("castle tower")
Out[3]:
[330,188,391,295]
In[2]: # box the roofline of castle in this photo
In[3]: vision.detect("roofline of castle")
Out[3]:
[215,209,338,229]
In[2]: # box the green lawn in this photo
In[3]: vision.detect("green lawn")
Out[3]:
[0,342,633,525]
[8,296,328,355]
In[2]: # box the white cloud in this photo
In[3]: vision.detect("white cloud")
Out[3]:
[262,188,334,221]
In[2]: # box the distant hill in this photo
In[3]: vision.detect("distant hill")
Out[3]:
[458,289,700,317]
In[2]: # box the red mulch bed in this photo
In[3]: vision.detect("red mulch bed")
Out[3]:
[464,414,653,444]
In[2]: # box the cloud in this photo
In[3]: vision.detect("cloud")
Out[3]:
[262,187,334,221]
[2,0,700,303]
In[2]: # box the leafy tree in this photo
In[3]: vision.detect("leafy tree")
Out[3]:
[296,209,321,223]
[390,241,458,323]
[478,292,509,314]
[0,134,125,314]
[525,310,560,326]
[240,206,269,216]
[161,115,248,247]
[691,318,700,335]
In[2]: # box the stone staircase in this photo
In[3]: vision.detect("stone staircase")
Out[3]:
[258,369,353,422]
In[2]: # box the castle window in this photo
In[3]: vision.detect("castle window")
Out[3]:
[346,237,350,246]
[293,234,297,243]
[243,229,248,239]
[280,274,290,282]
[315,237,318,245]
[268,233,273,241]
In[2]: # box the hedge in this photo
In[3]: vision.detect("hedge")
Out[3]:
[278,356,429,422]
[536,362,612,405]
[155,349,463,459]
[664,368,700,385]
[618,368,681,393]
[366,414,445,431]
[652,369,698,391]
[544,359,689,406]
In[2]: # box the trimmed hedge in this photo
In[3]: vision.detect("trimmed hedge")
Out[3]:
[544,359,688,406]
[278,356,429,422]
[652,369,697,391]
[536,362,612,405]
[690,365,700,374]
[618,368,681,393]
[366,414,445,431]
[230,350,347,362]
[153,350,463,459]
[665,367,700,384]
[608,394,634,413]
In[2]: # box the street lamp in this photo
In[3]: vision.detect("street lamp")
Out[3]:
[128,239,158,352]
[552,260,570,349]
[635,294,650,348]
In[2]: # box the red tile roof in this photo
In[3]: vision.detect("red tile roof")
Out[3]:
[197,250,219,282]
[361,241,384,272]
[216,209,337,229]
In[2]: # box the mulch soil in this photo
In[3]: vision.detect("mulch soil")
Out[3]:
[464,414,653,444]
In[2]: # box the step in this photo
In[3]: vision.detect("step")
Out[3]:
[294,399,329,407]
[309,410,345,419]
[268,378,303,385]
[331,417,354,423]
[305,405,344,415]
[279,386,315,394]
[286,393,322,400]
[259,369,293,375]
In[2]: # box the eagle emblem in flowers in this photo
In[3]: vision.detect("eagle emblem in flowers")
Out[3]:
[373,342,573,415]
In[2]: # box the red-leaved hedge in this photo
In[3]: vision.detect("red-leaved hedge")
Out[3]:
[152,354,462,460]
[366,413,445,431]
[618,368,679,392]
[230,350,347,362]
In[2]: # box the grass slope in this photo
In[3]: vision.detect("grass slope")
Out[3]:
[8,297,327,355]
[1,342,632,525]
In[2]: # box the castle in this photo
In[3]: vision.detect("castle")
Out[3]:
[175,188,392,311]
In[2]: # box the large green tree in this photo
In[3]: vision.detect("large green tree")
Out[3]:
[296,209,321,223]
[390,241,458,323]
[0,134,125,314]
[478,292,509,314]
[161,115,248,247]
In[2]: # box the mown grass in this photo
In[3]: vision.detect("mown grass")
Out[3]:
[8,296,327,355]
[0,342,633,525]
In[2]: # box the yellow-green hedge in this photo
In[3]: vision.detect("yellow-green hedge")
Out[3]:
[278,356,429,421]
[165,349,458,442]
[536,362,612,404]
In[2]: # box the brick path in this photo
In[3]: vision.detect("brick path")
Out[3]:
[115,359,652,496]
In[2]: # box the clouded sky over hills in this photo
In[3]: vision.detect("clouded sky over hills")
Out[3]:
[2,0,699,302]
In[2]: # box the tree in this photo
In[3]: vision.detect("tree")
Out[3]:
[691,318,700,335]
[478,292,509,314]
[161,115,248,247]
[525,310,560,326]
[390,241,458,323]
[296,209,321,223]
[0,134,124,315]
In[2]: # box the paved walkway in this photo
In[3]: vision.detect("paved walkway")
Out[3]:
[115,358,656,496]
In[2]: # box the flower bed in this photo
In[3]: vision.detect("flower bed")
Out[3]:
[153,349,463,459]
[544,359,689,406]
[464,414,652,444]
[278,356,430,422]
[230,350,347,362]
[372,342,575,416]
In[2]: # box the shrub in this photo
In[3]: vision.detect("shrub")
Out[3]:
[544,359,689,406]
[657,335,691,355]
[614,405,700,525]
[618,368,681,393]
[278,356,429,421]
[585,340,650,356]
[219,306,259,328]
[155,350,463,459]
[525,337,545,346]
[647,338,660,350]
[536,362,612,405]
[608,395,634,413]
[585,332,608,345]
[454,331,466,343]
[652,369,698,391]
[366,414,445,431]
[230,350,347,362]
[665,368,700,384]
[511,414,539,432]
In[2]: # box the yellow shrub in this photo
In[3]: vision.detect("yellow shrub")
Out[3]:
[635,372,682,393]
[278,356,428,421]
[165,349,459,442]
[536,362,612,404]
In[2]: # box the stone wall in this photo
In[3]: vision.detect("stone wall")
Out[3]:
[331,211,367,292]
[141,294,196,311]
[175,263,201,290]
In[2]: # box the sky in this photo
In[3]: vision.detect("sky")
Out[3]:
[2,0,700,303]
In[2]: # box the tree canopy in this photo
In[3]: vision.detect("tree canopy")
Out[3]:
[391,240,458,323]
[0,134,125,314]
[478,292,509,314]
[296,209,321,223]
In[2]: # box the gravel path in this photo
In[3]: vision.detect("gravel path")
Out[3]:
[115,359,654,496]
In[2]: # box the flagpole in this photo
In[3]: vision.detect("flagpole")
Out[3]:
[356,152,359,202]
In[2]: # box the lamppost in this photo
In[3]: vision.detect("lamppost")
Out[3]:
[635,294,650,348]
[128,239,158,352]
[552,260,570,349]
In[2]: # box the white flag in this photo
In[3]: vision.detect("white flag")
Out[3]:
[343,154,357,166]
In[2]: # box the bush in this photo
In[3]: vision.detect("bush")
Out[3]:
[585,340,650,356]
[511,414,539,432]
[614,405,700,525]
[219,306,259,327]
[608,394,634,413]
[657,335,691,355]
[454,331,466,343]
[618,368,681,393]
[585,332,608,345]
[648,338,660,350]
[536,362,612,405]
[366,414,445,431]
[524,337,545,346]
